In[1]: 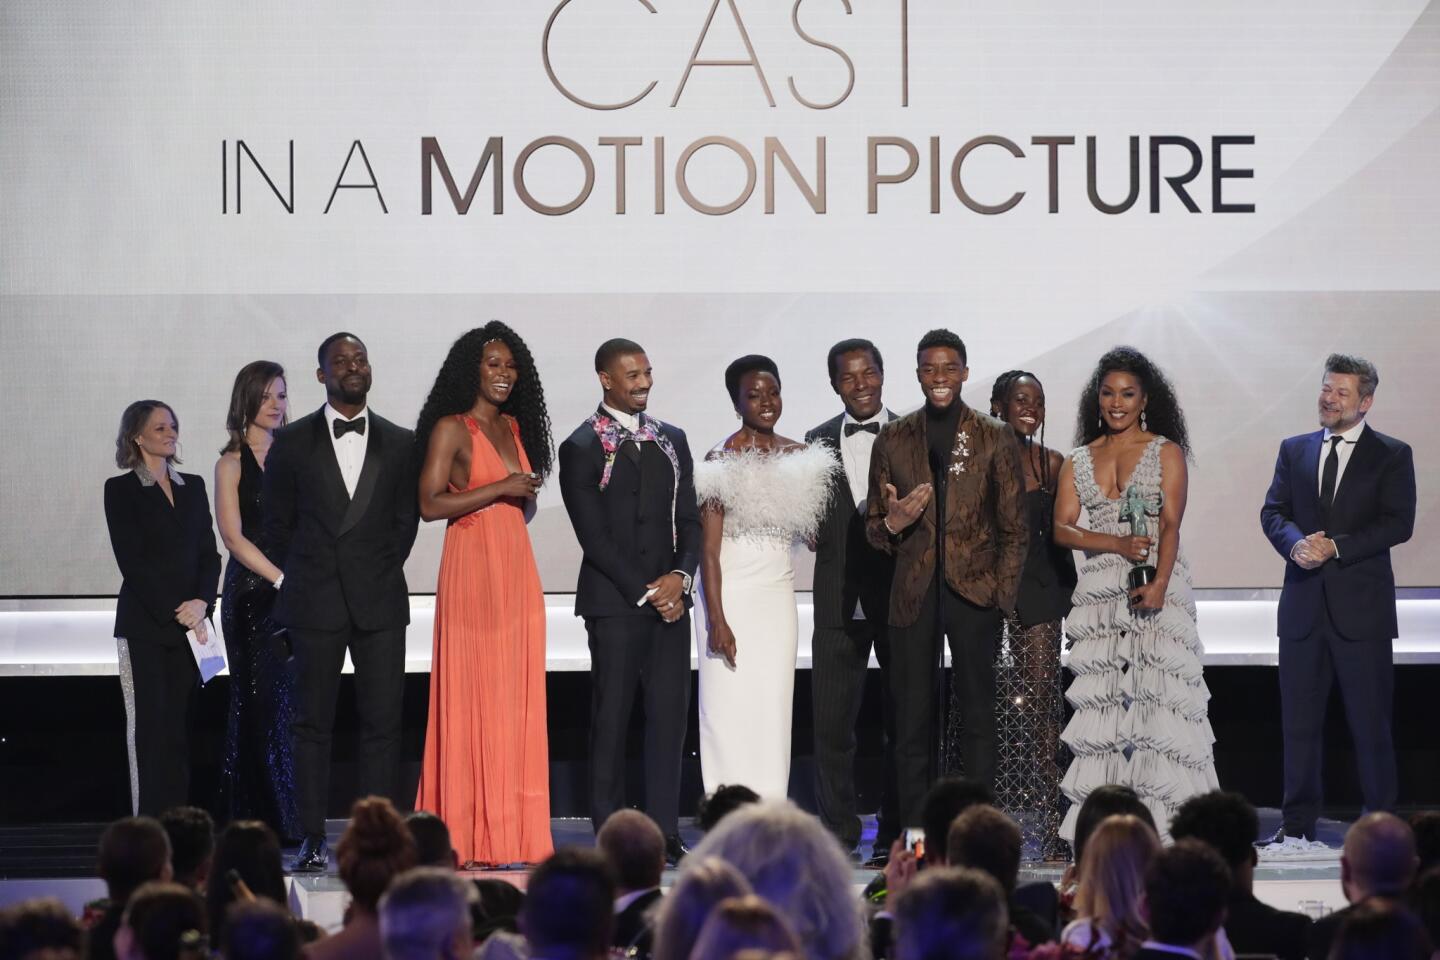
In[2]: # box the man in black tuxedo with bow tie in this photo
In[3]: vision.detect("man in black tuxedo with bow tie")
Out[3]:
[263,332,420,870]
[1260,353,1415,844]
[558,338,701,864]
[805,338,899,863]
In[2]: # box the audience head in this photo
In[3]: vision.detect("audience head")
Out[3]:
[379,867,476,960]
[1408,811,1440,876]
[1074,814,1160,947]
[336,797,419,915]
[1413,867,1440,956]
[1328,897,1431,960]
[696,784,761,833]
[892,867,1008,960]
[1071,784,1156,867]
[220,900,298,960]
[652,857,752,960]
[1342,812,1418,902]
[0,898,83,960]
[205,821,286,943]
[689,897,802,960]
[115,402,181,470]
[595,810,665,895]
[158,808,215,892]
[919,778,993,867]
[471,879,526,942]
[404,812,458,870]
[99,817,173,904]
[520,848,615,960]
[1169,790,1260,881]
[221,360,288,454]
[1142,840,1230,950]
[945,805,1022,895]
[115,882,207,960]
[685,800,864,960]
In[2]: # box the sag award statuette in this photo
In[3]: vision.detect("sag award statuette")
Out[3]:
[1118,482,1163,597]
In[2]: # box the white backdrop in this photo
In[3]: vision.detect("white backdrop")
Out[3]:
[2,0,1437,595]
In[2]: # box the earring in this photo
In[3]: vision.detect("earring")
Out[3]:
[1097,415,1103,430]
[1141,411,1148,432]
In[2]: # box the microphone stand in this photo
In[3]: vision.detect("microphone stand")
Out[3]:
[928,446,950,783]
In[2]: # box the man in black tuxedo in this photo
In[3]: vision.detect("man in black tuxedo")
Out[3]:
[805,338,899,863]
[1260,353,1415,843]
[263,332,420,871]
[558,338,701,864]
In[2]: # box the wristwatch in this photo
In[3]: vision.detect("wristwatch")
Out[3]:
[675,571,694,594]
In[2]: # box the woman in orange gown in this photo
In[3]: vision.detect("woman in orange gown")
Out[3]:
[414,322,554,866]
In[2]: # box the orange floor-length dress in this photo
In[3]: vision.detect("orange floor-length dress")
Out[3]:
[416,414,552,865]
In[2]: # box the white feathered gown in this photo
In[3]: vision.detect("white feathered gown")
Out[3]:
[693,444,836,799]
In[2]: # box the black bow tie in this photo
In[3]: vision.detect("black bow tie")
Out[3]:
[333,417,367,439]
[844,421,880,437]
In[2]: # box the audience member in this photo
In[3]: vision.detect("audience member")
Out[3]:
[595,811,665,959]
[1170,790,1311,960]
[88,818,173,960]
[696,785,761,834]
[378,868,475,960]
[157,809,214,894]
[1310,812,1420,960]
[1411,867,1440,957]
[1059,785,1158,923]
[205,822,287,945]
[518,848,615,960]
[470,881,525,944]
[652,858,752,960]
[113,883,207,960]
[891,867,1009,960]
[221,900,300,960]
[0,898,84,960]
[404,813,458,871]
[874,778,995,907]
[1060,814,1159,956]
[1326,897,1431,960]
[1410,812,1440,877]
[684,800,865,960]
[308,798,419,960]
[689,897,802,960]
[945,805,1054,947]
[1137,841,1230,960]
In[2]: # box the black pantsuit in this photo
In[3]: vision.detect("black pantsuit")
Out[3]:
[104,468,221,816]
[889,583,1001,825]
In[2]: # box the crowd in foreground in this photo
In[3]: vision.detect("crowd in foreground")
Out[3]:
[4,783,1440,960]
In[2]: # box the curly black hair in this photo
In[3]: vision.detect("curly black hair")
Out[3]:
[1075,346,1191,458]
[415,322,554,479]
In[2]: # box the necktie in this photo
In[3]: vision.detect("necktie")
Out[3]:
[333,416,367,439]
[844,421,880,437]
[1319,435,1342,517]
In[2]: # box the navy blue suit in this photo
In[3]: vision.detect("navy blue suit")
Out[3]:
[1260,423,1415,833]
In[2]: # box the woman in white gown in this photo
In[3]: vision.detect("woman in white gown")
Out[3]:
[694,355,836,799]
[1053,347,1218,841]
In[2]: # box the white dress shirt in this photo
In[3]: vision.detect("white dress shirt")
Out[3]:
[839,409,887,619]
[1316,419,1366,497]
[601,402,641,433]
[325,403,369,498]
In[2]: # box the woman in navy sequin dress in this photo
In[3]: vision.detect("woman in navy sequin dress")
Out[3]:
[214,361,301,840]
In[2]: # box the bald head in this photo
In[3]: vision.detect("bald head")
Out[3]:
[1343,813,1418,900]
[596,810,665,894]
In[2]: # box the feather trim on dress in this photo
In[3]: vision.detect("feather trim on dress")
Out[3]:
[693,444,837,544]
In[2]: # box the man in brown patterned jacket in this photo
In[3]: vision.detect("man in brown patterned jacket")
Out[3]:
[866,328,1028,830]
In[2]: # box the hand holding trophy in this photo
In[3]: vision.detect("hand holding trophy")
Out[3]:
[1118,482,1163,603]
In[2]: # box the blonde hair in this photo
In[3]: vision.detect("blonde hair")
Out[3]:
[689,897,802,960]
[1073,814,1160,952]
[652,857,752,960]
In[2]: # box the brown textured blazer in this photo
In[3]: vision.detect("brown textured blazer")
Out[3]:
[865,402,1028,628]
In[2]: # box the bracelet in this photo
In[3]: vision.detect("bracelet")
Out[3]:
[883,516,898,535]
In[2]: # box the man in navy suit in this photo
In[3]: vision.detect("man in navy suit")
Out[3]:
[1260,353,1415,843]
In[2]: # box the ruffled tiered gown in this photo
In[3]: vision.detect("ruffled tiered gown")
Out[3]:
[1058,437,1218,841]
[693,444,837,799]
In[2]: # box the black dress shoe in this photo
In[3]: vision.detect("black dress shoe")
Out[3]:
[291,835,329,873]
[664,834,689,866]
[1257,826,1314,846]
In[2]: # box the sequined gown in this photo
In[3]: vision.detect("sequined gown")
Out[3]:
[217,445,301,840]
[1058,437,1218,840]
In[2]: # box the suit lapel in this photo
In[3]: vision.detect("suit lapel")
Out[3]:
[307,409,351,535]
[944,404,976,524]
[339,414,384,537]
[1297,429,1324,515]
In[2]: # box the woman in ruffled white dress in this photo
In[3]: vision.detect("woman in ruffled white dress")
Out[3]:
[1053,347,1218,841]
[694,355,837,799]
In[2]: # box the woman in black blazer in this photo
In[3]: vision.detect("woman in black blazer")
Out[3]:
[104,400,221,815]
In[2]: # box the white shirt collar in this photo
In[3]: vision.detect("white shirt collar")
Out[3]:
[601,403,641,433]
[1323,419,1366,444]
[613,888,659,915]
[326,403,368,424]
[842,408,888,429]
[1138,941,1204,959]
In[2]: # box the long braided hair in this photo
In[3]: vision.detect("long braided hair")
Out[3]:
[990,369,1053,492]
[415,322,554,479]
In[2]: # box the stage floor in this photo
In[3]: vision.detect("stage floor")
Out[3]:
[0,811,1350,930]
